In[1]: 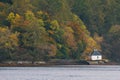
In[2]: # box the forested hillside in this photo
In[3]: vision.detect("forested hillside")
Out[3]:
[71,0,120,62]
[0,0,120,62]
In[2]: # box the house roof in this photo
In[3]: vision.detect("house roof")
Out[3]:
[91,49,101,56]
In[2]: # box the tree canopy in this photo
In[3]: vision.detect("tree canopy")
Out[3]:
[0,0,120,62]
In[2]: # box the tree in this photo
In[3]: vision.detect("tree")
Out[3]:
[102,25,120,62]
[0,0,12,4]
[0,27,19,60]
[10,0,34,15]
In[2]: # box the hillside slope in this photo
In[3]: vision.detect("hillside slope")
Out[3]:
[0,0,119,62]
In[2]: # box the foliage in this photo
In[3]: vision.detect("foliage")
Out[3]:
[0,0,119,62]
[72,0,120,35]
[102,25,120,62]
[0,27,19,60]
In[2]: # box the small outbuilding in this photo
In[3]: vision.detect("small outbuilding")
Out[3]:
[91,49,102,61]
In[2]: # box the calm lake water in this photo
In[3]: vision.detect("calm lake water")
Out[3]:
[0,65,120,80]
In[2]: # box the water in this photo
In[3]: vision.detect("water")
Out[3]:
[0,65,120,80]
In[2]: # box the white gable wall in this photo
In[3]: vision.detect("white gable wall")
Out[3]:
[91,55,102,60]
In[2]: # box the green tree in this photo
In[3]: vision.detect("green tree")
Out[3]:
[102,25,120,62]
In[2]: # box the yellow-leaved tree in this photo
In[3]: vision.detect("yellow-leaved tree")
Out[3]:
[0,27,19,60]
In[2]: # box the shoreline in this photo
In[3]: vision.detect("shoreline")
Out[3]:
[0,62,119,67]
[0,63,89,67]
[0,60,90,67]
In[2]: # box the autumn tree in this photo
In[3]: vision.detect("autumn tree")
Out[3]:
[0,27,19,61]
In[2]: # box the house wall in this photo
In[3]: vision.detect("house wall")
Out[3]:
[91,55,102,60]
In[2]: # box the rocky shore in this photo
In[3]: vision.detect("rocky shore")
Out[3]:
[0,60,90,67]
[0,60,119,67]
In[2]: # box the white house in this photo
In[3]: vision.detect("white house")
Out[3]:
[91,49,102,61]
